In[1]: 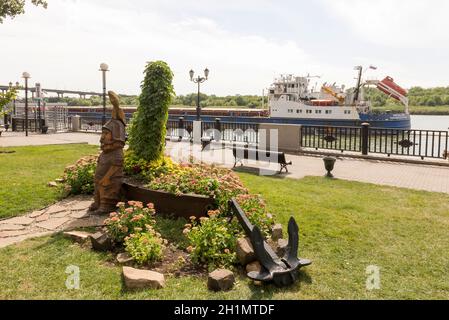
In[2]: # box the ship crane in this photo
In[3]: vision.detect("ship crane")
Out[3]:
[321,85,346,105]
[364,77,409,114]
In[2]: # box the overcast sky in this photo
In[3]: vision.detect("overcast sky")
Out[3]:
[1,0,449,96]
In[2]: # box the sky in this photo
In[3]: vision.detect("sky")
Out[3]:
[1,0,449,96]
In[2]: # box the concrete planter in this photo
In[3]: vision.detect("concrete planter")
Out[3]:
[122,183,216,219]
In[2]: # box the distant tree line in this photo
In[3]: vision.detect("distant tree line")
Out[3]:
[43,94,265,108]
[40,86,449,108]
[365,87,449,107]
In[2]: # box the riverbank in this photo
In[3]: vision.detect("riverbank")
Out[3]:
[373,105,449,115]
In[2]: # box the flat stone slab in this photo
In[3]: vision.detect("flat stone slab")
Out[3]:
[28,210,45,218]
[122,267,165,290]
[0,230,32,238]
[63,231,93,243]
[64,215,107,230]
[70,210,90,219]
[70,201,93,211]
[36,217,70,231]
[0,224,26,231]
[36,214,50,222]
[0,217,34,226]
[45,205,67,215]
[53,211,70,218]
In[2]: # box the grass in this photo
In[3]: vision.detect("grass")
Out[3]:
[1,174,448,300]
[0,144,99,219]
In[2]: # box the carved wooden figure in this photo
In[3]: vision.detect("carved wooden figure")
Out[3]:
[89,91,126,214]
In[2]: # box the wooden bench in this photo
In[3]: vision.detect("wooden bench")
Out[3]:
[232,147,292,173]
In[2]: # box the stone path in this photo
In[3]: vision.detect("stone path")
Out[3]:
[0,132,100,147]
[0,196,107,249]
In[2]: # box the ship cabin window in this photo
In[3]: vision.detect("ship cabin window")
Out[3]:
[325,110,332,114]
[344,110,351,115]
[315,110,322,114]
[296,109,302,114]
[306,110,312,114]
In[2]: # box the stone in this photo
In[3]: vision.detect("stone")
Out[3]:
[90,232,113,251]
[36,214,50,222]
[70,201,93,211]
[36,217,70,231]
[246,261,262,274]
[53,211,70,218]
[276,239,289,257]
[271,224,283,242]
[0,230,31,238]
[48,181,58,188]
[29,210,45,218]
[63,231,93,243]
[46,205,67,215]
[236,237,256,265]
[122,267,165,290]
[207,269,235,292]
[65,215,107,230]
[0,224,25,231]
[0,216,34,226]
[117,252,133,264]
[55,178,65,183]
[70,209,90,219]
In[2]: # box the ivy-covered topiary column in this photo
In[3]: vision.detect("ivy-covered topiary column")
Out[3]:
[128,61,174,162]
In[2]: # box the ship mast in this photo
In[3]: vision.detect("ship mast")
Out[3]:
[353,66,363,104]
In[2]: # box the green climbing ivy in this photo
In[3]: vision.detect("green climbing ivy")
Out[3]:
[128,61,174,162]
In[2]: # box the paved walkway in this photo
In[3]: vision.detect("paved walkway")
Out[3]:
[166,141,449,194]
[0,196,106,249]
[0,131,100,147]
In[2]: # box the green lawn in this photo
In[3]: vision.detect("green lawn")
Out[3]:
[1,174,448,300]
[0,144,99,219]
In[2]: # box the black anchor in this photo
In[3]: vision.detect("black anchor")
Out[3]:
[229,199,311,287]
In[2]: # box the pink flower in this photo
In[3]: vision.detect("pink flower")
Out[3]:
[125,207,134,214]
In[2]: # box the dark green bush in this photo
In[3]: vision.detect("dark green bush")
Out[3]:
[128,61,174,162]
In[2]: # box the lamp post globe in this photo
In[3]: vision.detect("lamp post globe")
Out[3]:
[189,70,195,81]
[204,68,209,80]
[99,63,109,125]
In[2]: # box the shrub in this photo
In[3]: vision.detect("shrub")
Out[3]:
[104,201,157,243]
[148,162,248,211]
[124,229,165,265]
[63,155,97,195]
[236,194,274,238]
[185,212,240,269]
[128,61,175,162]
[124,150,178,182]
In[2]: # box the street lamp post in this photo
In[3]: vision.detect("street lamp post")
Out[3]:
[99,63,109,125]
[189,68,209,121]
[13,82,19,116]
[22,72,31,137]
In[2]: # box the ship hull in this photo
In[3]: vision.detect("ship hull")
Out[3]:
[67,111,411,130]
[168,113,411,129]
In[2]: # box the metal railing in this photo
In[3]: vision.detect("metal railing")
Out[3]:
[301,125,362,152]
[80,117,104,132]
[301,124,449,160]
[202,120,260,144]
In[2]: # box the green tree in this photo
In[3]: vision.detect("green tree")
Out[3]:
[128,61,174,162]
[0,0,47,23]
[0,88,17,116]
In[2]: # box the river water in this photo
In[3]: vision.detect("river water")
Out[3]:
[411,115,449,131]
